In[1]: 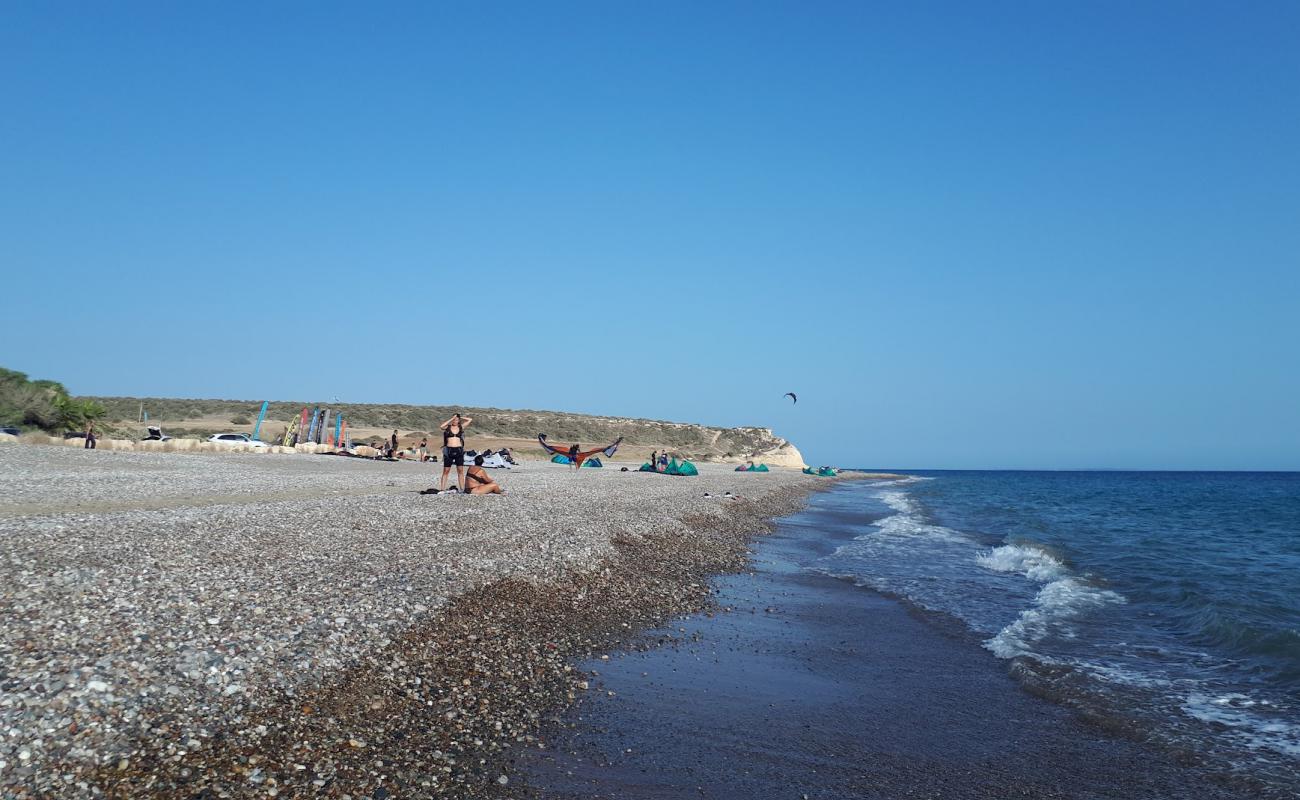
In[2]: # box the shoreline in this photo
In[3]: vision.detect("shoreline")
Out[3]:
[515,483,1268,800]
[0,446,839,798]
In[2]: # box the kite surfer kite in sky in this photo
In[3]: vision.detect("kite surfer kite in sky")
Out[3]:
[538,433,623,469]
[785,392,798,404]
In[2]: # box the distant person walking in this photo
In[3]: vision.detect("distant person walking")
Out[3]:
[84,420,96,450]
[568,443,581,470]
[650,450,657,472]
[439,412,473,491]
[390,429,399,455]
[657,451,669,472]
[418,437,428,462]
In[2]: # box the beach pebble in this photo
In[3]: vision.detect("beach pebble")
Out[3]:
[0,446,823,798]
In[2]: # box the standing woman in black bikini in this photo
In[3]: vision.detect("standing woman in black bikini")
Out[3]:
[439,412,473,492]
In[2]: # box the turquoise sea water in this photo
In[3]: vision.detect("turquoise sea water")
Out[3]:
[818,471,1300,791]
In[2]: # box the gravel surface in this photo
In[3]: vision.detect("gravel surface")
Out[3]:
[0,445,824,797]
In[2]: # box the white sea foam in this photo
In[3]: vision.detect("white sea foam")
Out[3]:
[859,475,931,489]
[986,577,1126,659]
[870,490,964,542]
[1183,693,1300,757]
[877,490,919,515]
[873,513,964,541]
[976,543,1068,582]
[817,487,973,605]
[1076,661,1174,689]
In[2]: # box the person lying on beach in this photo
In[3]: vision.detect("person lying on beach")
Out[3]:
[464,455,506,494]
[438,413,473,491]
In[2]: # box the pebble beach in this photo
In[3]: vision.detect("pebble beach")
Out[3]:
[0,444,830,798]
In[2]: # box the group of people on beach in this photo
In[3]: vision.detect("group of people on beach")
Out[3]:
[648,449,671,472]
[419,413,504,495]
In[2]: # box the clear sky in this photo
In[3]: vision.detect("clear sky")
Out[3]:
[2,2,1297,470]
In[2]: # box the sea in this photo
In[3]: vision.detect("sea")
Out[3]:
[819,470,1300,792]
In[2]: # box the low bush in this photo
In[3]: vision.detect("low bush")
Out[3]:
[0,367,105,432]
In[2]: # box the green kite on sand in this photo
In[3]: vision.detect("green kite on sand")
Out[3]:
[639,457,699,476]
[803,466,837,477]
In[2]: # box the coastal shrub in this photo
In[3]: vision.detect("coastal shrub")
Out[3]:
[0,368,105,432]
[230,415,251,425]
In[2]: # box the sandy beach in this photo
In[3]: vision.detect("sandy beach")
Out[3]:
[0,444,831,798]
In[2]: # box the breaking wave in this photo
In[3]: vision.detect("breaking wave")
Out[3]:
[812,474,1300,794]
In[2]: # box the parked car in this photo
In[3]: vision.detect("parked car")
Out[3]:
[0,426,20,437]
[63,431,87,439]
[207,433,270,448]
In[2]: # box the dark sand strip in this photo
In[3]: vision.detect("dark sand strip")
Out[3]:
[514,498,1267,799]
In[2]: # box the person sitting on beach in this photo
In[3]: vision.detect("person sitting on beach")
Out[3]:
[439,412,473,491]
[464,454,506,495]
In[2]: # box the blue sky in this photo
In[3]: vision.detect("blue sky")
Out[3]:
[2,2,1297,469]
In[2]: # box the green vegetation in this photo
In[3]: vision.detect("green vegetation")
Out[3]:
[0,368,105,433]
[230,415,251,425]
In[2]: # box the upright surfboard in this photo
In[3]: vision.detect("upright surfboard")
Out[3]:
[251,401,269,442]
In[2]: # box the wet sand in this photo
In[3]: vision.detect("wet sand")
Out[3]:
[516,489,1263,800]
